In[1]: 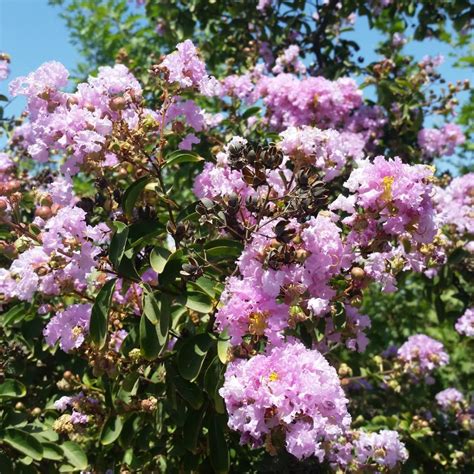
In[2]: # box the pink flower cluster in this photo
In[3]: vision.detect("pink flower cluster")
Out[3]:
[10,61,143,173]
[455,308,474,337]
[279,126,365,181]
[54,392,99,425]
[435,388,465,410]
[418,124,465,158]
[0,206,109,302]
[397,334,449,378]
[161,40,221,96]
[253,74,363,130]
[272,45,306,75]
[216,215,370,351]
[219,341,351,460]
[352,430,409,469]
[44,303,92,352]
[434,173,474,236]
[332,156,436,246]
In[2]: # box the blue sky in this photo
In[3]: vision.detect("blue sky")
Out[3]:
[0,1,469,147]
[0,0,80,116]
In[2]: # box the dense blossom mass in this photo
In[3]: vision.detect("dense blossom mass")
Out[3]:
[220,341,351,460]
[0,16,471,470]
[397,334,449,379]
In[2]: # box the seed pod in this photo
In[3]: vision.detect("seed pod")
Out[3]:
[35,206,53,219]
[109,96,127,111]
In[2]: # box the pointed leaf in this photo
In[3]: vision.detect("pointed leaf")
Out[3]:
[164,150,203,168]
[89,278,117,348]
[122,176,151,218]
[61,441,88,470]
[109,222,129,269]
[177,333,214,381]
[4,429,43,461]
[150,246,172,274]
[101,416,124,445]
[0,379,26,399]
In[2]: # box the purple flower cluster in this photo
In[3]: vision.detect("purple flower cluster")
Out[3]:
[272,45,306,75]
[44,303,92,352]
[397,334,449,378]
[352,429,409,469]
[333,156,437,246]
[455,308,474,337]
[216,215,370,351]
[418,124,465,158]
[279,126,365,181]
[161,40,221,96]
[434,173,474,236]
[253,74,362,130]
[10,61,143,173]
[54,391,98,425]
[1,206,109,302]
[219,341,351,460]
[435,388,465,410]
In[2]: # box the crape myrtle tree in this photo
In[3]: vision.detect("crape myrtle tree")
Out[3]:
[0,0,472,472]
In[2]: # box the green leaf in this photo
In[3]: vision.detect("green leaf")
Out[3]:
[164,150,203,168]
[41,442,63,461]
[185,291,213,314]
[89,278,117,348]
[140,292,171,359]
[0,379,27,399]
[101,416,124,445]
[4,429,43,461]
[204,239,243,261]
[150,246,172,274]
[61,441,88,470]
[217,331,231,364]
[241,106,261,119]
[183,407,205,452]
[122,176,151,218]
[109,222,129,269]
[140,314,160,360]
[2,303,31,326]
[208,415,229,473]
[173,376,204,410]
[204,356,225,413]
[158,250,183,286]
[177,333,214,381]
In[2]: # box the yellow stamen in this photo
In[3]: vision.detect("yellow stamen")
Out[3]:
[248,312,267,336]
[268,371,279,382]
[71,326,83,340]
[381,175,395,201]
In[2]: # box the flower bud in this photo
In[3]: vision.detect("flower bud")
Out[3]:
[350,267,365,280]
[35,206,53,219]
[109,96,127,111]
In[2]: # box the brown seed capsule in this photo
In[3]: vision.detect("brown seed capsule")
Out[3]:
[84,102,95,112]
[31,407,42,417]
[109,96,127,111]
[63,370,73,380]
[350,267,366,280]
[36,265,49,276]
[6,180,21,193]
[0,198,8,211]
[35,206,53,219]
